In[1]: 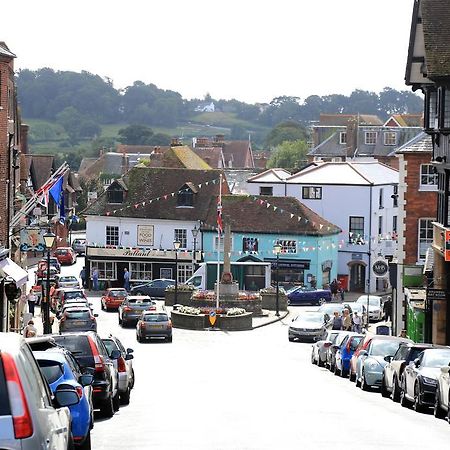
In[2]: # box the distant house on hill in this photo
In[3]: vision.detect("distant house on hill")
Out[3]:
[195,102,215,112]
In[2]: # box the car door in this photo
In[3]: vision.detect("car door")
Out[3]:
[20,343,70,449]
[386,345,406,390]
[96,336,117,396]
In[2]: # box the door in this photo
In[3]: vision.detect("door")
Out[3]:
[349,263,365,292]
[117,262,129,289]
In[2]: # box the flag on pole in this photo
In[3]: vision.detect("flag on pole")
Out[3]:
[49,176,65,219]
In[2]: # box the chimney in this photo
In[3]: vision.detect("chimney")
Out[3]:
[345,118,358,157]
[171,137,182,146]
[196,137,210,147]
[19,123,29,154]
[212,134,225,147]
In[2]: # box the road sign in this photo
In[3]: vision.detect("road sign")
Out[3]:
[209,310,217,326]
[372,259,389,277]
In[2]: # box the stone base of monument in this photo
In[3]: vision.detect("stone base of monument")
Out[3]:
[171,310,253,331]
[214,281,239,296]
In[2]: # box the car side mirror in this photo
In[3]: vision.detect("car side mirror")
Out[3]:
[384,355,393,363]
[125,354,134,361]
[441,366,450,374]
[79,374,94,386]
[94,313,99,318]
[54,386,80,407]
[414,358,421,367]
[110,349,121,360]
[127,348,134,354]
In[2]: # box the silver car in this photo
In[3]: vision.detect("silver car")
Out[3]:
[0,332,79,450]
[356,295,383,322]
[102,335,135,405]
[288,311,328,342]
[311,330,341,367]
[59,307,98,333]
[55,275,80,289]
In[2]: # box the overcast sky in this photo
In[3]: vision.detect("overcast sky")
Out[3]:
[4,0,414,104]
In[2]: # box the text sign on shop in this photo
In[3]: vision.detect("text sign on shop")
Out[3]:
[445,230,450,261]
[372,259,389,277]
[426,289,447,302]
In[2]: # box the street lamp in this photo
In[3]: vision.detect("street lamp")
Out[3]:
[43,229,56,334]
[173,239,181,305]
[191,225,199,270]
[273,242,282,317]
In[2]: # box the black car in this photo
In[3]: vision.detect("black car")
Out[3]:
[51,332,121,418]
[400,347,450,412]
[130,278,175,298]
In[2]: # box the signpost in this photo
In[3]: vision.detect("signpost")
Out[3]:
[209,310,217,327]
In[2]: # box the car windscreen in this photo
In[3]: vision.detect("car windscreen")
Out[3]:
[52,335,91,356]
[144,314,168,322]
[65,310,91,319]
[65,291,84,299]
[109,291,126,297]
[0,358,11,415]
[37,359,64,384]
[319,304,344,315]
[57,249,68,254]
[370,340,401,357]
[295,313,323,324]
[357,297,380,307]
[60,277,76,282]
[423,350,450,367]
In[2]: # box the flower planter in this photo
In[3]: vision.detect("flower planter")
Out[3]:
[171,311,253,331]
[165,290,193,306]
[261,293,288,311]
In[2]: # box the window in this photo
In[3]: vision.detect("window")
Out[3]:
[276,240,297,254]
[418,218,434,260]
[425,89,438,131]
[177,186,194,207]
[107,186,123,204]
[260,186,273,196]
[340,132,347,145]
[420,164,438,187]
[384,132,397,146]
[365,131,377,145]
[174,229,187,249]
[302,186,322,200]
[177,263,193,283]
[393,185,398,207]
[378,216,383,235]
[106,226,119,246]
[393,216,397,233]
[349,216,364,243]
[379,188,384,209]
[443,89,450,129]
[91,261,115,279]
[130,262,152,281]
[214,235,233,252]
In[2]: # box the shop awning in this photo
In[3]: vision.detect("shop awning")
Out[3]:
[0,258,28,287]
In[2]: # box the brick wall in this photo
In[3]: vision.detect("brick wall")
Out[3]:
[403,153,436,264]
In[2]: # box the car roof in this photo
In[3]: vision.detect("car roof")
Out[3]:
[0,331,25,354]
[127,295,152,300]
[107,288,127,292]
[64,306,90,312]
[33,349,70,363]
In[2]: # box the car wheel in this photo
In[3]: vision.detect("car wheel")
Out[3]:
[334,363,340,376]
[318,297,326,306]
[113,390,120,411]
[434,390,446,419]
[288,337,294,342]
[100,394,114,418]
[167,335,173,343]
[381,375,390,398]
[311,350,317,365]
[355,369,361,387]
[392,376,401,402]
[130,369,135,389]
[341,367,347,378]
[101,301,104,311]
[413,383,425,413]
[400,376,410,408]
[349,368,355,382]
[318,356,324,367]
[361,370,370,391]
[118,315,122,325]
[137,334,142,343]
[120,386,131,405]
[78,431,91,450]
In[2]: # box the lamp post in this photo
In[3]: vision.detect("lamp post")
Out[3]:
[43,229,56,334]
[191,225,199,270]
[173,239,181,305]
[273,242,282,317]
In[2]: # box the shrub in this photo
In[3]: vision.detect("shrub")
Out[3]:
[226,308,247,316]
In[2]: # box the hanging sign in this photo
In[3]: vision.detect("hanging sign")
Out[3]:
[372,259,389,277]
[445,230,450,261]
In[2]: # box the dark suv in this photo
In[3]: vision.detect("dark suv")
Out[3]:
[52,332,120,418]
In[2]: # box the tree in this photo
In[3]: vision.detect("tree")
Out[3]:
[117,125,154,145]
[267,140,309,169]
[265,121,308,149]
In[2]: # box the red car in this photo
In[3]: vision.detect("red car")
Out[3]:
[101,288,128,311]
[53,247,77,265]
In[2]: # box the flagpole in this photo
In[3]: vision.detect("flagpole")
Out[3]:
[216,174,222,309]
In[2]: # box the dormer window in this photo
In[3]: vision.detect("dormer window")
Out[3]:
[177,182,197,207]
[107,185,124,204]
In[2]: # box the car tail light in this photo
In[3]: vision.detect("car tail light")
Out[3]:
[140,322,145,329]
[148,306,156,311]
[123,306,132,312]
[88,337,105,373]
[117,357,126,373]
[75,386,83,398]
[2,352,33,439]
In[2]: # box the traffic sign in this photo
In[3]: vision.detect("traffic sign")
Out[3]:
[209,310,217,326]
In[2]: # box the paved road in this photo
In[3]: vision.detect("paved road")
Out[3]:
[43,259,450,449]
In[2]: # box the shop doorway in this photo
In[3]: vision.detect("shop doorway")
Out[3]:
[349,262,366,292]
[116,262,129,289]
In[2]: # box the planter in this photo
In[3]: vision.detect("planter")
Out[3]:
[261,293,288,312]
[165,290,193,306]
[190,297,262,316]
[216,312,253,331]
[171,311,253,331]
[171,311,205,330]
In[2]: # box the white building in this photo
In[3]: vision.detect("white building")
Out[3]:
[247,161,399,292]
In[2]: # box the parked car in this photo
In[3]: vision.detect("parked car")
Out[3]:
[59,300,93,317]
[56,275,80,289]
[52,332,120,418]
[354,336,412,390]
[102,335,135,404]
[334,333,364,377]
[52,288,87,312]
[288,311,328,342]
[356,295,383,322]
[136,311,173,343]
[382,342,434,401]
[326,331,353,372]
[130,278,175,298]
[101,288,128,311]
[72,238,87,255]
[401,347,450,412]
[311,330,342,367]
[287,286,331,306]
[34,348,94,449]
[35,266,59,286]
[343,302,367,320]
[59,307,98,333]
[118,295,157,327]
[318,303,345,322]
[36,257,61,277]
[435,360,450,420]
[0,332,79,449]
[54,247,77,265]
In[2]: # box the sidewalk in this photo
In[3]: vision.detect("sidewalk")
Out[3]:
[28,304,59,336]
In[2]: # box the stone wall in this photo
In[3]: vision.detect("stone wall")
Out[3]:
[261,293,288,311]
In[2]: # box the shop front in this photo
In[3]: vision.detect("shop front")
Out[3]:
[265,258,310,290]
[86,247,200,289]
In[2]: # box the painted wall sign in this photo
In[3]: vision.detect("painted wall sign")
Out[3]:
[137,225,154,246]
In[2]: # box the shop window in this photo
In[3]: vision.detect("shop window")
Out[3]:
[91,261,115,280]
[130,262,152,281]
[106,226,119,246]
[177,263,193,283]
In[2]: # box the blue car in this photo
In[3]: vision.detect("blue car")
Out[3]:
[34,349,94,449]
[334,333,364,377]
[287,286,332,306]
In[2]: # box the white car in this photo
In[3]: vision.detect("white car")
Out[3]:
[55,275,80,289]
[434,361,450,420]
[356,295,383,322]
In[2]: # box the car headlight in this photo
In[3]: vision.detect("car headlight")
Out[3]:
[422,376,437,385]
[367,360,380,370]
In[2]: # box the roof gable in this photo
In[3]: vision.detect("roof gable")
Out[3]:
[247,168,291,183]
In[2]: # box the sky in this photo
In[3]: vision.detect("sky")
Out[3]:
[3,0,415,104]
